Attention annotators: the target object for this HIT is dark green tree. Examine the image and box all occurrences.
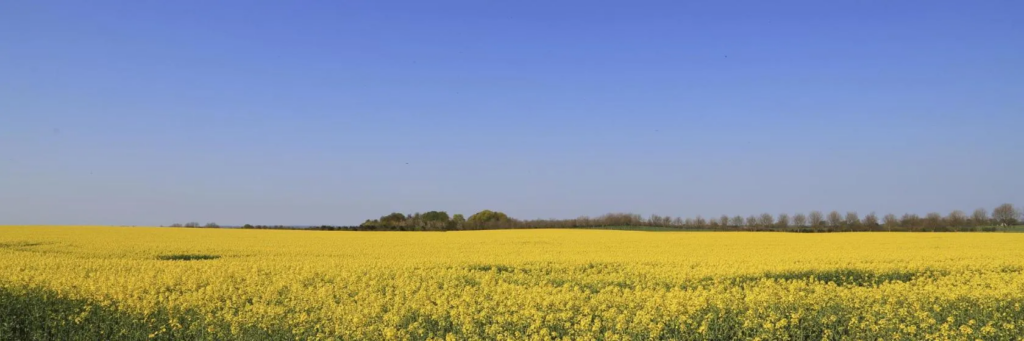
[452,214,466,230]
[467,210,511,228]
[421,211,451,230]
[380,213,407,225]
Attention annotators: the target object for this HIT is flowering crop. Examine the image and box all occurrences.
[1,226,1023,340]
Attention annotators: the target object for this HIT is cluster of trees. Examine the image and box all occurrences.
[239,224,317,230]
[349,204,1021,232]
[637,203,1021,232]
[168,222,219,228]
[357,210,511,231]
[167,203,1022,233]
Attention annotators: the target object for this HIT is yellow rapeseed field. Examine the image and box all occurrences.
[1,226,1023,340]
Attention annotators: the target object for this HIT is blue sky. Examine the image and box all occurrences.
[2,1,1021,226]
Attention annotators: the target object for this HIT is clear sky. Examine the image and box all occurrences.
[2,1,1021,226]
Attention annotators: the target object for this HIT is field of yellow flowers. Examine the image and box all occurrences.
[1,226,1023,340]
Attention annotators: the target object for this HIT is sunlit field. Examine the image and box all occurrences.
[2,226,1023,340]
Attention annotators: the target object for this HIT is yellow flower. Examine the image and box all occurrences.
[1,226,1023,339]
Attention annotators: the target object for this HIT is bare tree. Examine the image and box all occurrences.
[649,214,673,227]
[947,210,967,231]
[862,212,879,230]
[758,213,774,228]
[683,217,696,228]
[993,203,1021,226]
[777,213,790,230]
[900,213,921,230]
[730,215,744,228]
[808,211,824,231]
[746,215,759,229]
[971,208,989,227]
[844,212,860,231]
[924,212,943,231]
[827,211,843,230]
[793,213,807,229]
[339,204,1017,232]
[883,213,898,231]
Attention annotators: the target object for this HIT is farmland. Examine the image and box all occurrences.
[2,226,1024,340]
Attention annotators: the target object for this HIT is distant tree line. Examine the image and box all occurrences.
[356,210,511,231]
[168,222,219,228]
[169,203,1022,232]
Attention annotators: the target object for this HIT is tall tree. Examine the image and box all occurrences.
[418,211,450,230]
[452,214,466,229]
[883,213,898,231]
[993,203,1021,226]
[844,212,860,231]
[827,211,843,230]
[694,216,707,229]
[947,210,967,231]
[672,217,684,227]
[793,213,808,229]
[862,212,879,230]
[900,214,921,231]
[649,214,671,227]
[681,217,695,228]
[719,215,730,228]
[971,208,989,227]
[468,210,510,223]
[776,213,790,230]
[924,212,943,231]
[380,212,408,227]
[758,213,774,229]
[745,215,759,229]
[730,215,745,228]
[808,211,824,231]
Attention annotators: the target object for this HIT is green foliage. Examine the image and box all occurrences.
[239,205,1024,233]
[380,213,407,224]
[467,210,510,224]
[451,214,466,230]
[420,211,450,223]
[359,211,456,231]
[359,219,380,230]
